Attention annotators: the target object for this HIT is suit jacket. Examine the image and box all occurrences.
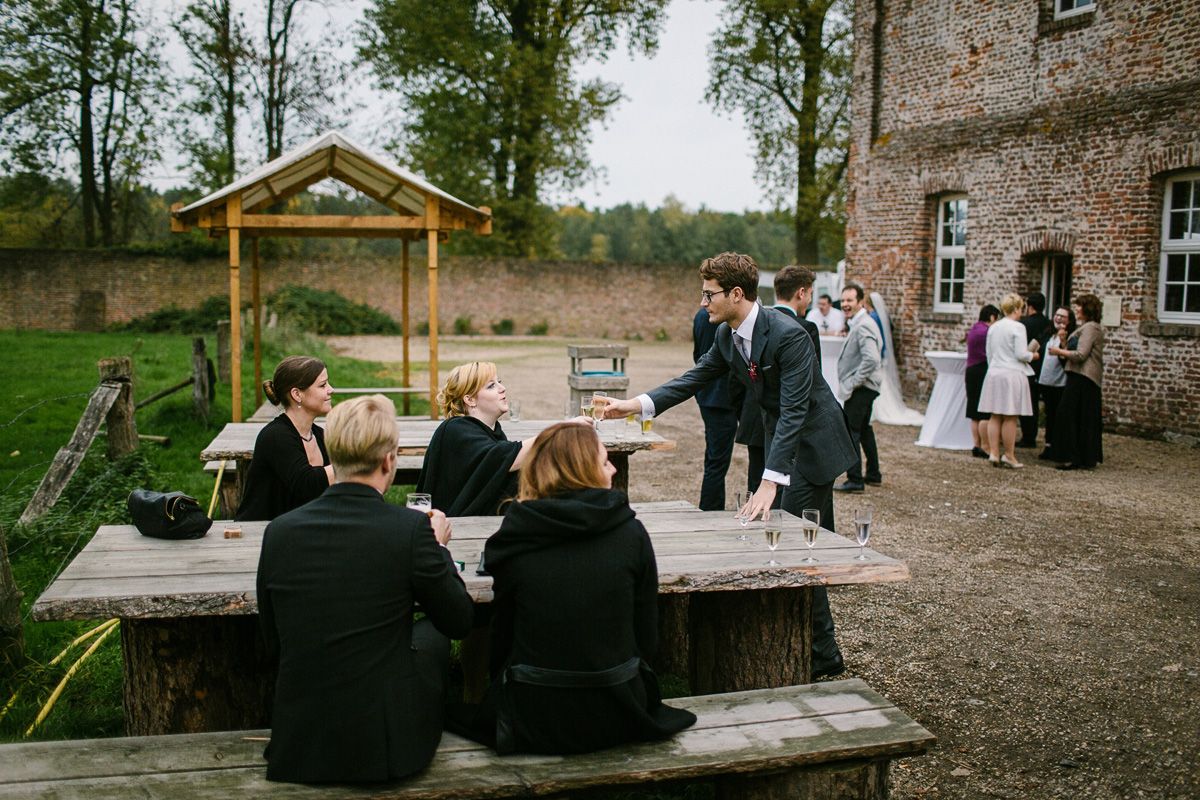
[692,308,734,410]
[837,311,883,400]
[650,305,855,485]
[735,306,821,448]
[257,482,474,783]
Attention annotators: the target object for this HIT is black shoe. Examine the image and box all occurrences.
[865,476,882,485]
[1056,463,1080,471]
[833,481,865,493]
[1038,449,1055,460]
[1017,440,1038,449]
[972,447,989,459]
[812,656,846,681]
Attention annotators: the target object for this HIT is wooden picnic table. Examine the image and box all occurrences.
[33,503,909,736]
[200,419,675,512]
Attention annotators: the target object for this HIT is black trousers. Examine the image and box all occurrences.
[1020,376,1041,444]
[781,477,841,671]
[1040,384,1064,447]
[842,387,881,483]
[698,405,738,511]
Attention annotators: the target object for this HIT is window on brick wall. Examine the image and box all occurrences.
[1159,172,1200,324]
[934,195,967,313]
[1055,0,1094,20]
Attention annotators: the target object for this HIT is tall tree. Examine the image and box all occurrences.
[250,0,346,162]
[706,0,851,265]
[359,0,668,256]
[0,0,165,247]
[174,0,247,189]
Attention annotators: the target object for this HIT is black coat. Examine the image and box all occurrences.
[480,488,696,754]
[416,416,521,516]
[256,482,474,783]
[236,413,330,521]
[653,305,854,484]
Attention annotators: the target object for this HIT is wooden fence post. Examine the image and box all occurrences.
[0,524,23,681]
[98,357,138,460]
[192,338,210,421]
[216,320,231,384]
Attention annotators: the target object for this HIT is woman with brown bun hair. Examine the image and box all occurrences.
[417,361,589,516]
[1048,293,1105,470]
[236,356,335,521]
[448,423,695,755]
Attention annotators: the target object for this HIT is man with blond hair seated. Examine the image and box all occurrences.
[256,394,474,784]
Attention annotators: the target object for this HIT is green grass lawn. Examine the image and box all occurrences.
[0,328,424,742]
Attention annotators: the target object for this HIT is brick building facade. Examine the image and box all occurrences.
[845,0,1200,438]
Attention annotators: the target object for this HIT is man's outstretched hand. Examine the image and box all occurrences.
[739,480,778,521]
[600,396,641,420]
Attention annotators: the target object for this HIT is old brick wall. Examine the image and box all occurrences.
[846,0,1200,437]
[0,249,709,342]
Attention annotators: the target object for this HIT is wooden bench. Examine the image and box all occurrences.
[0,681,933,800]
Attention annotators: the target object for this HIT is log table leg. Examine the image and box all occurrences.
[716,758,891,800]
[687,587,813,694]
[609,453,630,494]
[122,617,274,735]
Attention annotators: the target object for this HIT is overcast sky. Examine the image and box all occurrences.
[147,0,764,212]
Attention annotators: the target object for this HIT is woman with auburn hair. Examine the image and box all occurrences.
[1048,293,1105,470]
[448,423,696,755]
[977,294,1041,468]
[237,356,335,521]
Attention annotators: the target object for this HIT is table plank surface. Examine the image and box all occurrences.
[33,506,908,621]
[200,420,675,461]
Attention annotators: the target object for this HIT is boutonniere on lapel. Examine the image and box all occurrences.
[748,360,760,383]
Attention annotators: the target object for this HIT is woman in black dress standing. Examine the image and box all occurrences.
[450,423,696,755]
[236,356,335,520]
[1049,293,1105,470]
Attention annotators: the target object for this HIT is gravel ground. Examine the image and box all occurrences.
[331,335,1200,799]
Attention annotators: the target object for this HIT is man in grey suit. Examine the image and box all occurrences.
[834,283,884,493]
[601,252,854,678]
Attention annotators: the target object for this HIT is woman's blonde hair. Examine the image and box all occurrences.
[325,395,398,477]
[999,293,1025,316]
[437,361,497,417]
[517,423,608,501]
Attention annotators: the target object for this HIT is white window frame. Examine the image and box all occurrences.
[1159,171,1200,324]
[933,194,967,314]
[1054,0,1095,21]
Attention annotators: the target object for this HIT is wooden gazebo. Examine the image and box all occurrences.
[170,132,492,421]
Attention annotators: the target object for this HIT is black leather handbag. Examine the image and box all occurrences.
[127,489,213,540]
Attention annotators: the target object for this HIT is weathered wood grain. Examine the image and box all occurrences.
[199,421,675,461]
[0,681,933,799]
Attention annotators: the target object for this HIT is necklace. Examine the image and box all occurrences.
[298,430,314,443]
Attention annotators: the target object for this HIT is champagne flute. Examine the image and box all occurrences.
[764,510,783,566]
[801,507,820,563]
[854,504,874,561]
[580,395,594,419]
[591,391,608,431]
[507,399,521,422]
[406,492,433,518]
[733,492,749,540]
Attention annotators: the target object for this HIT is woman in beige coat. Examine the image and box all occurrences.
[1048,293,1105,470]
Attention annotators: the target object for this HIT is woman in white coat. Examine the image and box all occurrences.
[978,294,1041,468]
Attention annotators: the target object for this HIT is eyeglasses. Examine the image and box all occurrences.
[701,288,732,304]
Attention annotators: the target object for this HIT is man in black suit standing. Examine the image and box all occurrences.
[602,253,855,678]
[693,307,737,511]
[1019,292,1051,448]
[256,394,474,784]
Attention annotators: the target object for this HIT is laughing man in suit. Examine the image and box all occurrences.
[601,252,854,679]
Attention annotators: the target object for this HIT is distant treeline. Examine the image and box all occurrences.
[0,175,834,269]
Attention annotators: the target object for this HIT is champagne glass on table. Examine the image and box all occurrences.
[507,399,521,422]
[639,414,654,437]
[854,504,874,560]
[800,507,820,563]
[763,510,783,566]
[733,492,749,540]
[406,493,432,518]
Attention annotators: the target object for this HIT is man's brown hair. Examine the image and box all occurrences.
[699,252,758,301]
[774,265,815,302]
[517,423,609,501]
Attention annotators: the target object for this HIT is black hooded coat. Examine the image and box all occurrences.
[466,487,696,754]
[416,416,521,516]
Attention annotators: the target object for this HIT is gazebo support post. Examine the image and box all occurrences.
[402,238,411,416]
[228,195,243,422]
[425,197,440,420]
[252,238,262,409]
